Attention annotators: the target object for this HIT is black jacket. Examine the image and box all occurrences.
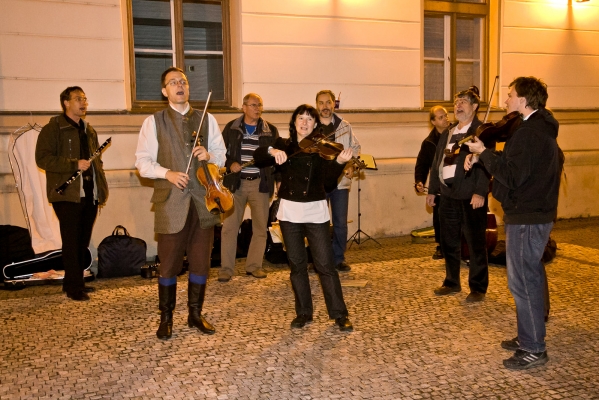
[479,108,560,224]
[221,115,279,196]
[414,127,442,185]
[428,117,491,200]
[253,137,345,203]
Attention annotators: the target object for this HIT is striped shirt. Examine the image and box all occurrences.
[240,123,260,178]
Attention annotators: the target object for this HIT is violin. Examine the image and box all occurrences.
[185,91,234,215]
[299,127,344,160]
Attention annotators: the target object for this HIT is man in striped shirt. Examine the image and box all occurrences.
[219,93,280,281]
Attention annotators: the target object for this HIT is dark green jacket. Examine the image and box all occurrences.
[35,115,108,205]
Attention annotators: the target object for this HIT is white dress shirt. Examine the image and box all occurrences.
[135,103,226,179]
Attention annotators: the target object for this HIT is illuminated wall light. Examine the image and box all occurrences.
[575,0,590,2]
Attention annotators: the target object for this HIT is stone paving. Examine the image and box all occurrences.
[1,218,599,399]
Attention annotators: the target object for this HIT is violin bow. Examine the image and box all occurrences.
[185,90,212,177]
[482,75,499,124]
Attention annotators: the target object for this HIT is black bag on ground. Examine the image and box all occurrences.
[98,226,146,278]
[0,225,36,282]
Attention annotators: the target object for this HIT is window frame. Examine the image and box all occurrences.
[423,0,489,107]
[126,0,232,111]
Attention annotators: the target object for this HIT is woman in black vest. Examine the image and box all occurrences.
[253,104,354,331]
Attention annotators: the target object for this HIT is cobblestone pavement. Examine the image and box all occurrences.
[2,218,599,399]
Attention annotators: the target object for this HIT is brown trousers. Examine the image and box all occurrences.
[157,204,214,279]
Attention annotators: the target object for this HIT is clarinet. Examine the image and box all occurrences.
[55,137,112,195]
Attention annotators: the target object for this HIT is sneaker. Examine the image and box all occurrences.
[503,349,549,370]
[501,336,520,351]
[336,262,351,272]
[432,246,444,260]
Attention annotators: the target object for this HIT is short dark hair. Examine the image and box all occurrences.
[429,105,446,122]
[509,76,548,110]
[161,67,186,88]
[315,90,335,103]
[454,85,480,111]
[289,104,321,143]
[59,86,84,113]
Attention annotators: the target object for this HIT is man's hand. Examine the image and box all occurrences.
[464,154,479,171]
[464,136,486,155]
[426,194,436,207]
[270,148,287,165]
[78,159,91,171]
[415,182,425,193]
[192,146,210,161]
[471,194,485,209]
[344,165,355,179]
[336,148,353,164]
[166,170,190,189]
[230,162,242,173]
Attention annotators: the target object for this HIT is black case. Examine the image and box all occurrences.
[98,226,146,278]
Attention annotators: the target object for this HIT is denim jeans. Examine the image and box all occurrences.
[506,222,553,353]
[279,220,349,319]
[326,188,349,265]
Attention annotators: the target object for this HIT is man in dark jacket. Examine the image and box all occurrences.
[427,86,490,303]
[415,105,449,259]
[219,93,279,282]
[36,86,109,301]
[465,76,560,370]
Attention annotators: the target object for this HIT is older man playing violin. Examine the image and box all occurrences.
[427,86,491,303]
[254,104,354,332]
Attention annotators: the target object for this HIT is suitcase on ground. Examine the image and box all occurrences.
[98,226,146,278]
[0,225,36,282]
[3,248,92,283]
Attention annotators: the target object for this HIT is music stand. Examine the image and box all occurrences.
[347,154,381,249]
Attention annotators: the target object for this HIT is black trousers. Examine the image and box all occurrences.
[432,195,441,244]
[52,198,98,294]
[279,220,349,319]
[439,195,489,293]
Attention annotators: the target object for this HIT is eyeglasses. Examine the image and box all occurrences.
[244,103,263,109]
[70,96,88,103]
[453,99,470,107]
[166,79,188,87]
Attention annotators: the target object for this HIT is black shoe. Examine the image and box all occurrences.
[434,285,461,296]
[290,314,313,328]
[157,284,176,340]
[65,291,90,301]
[336,262,351,272]
[156,314,173,340]
[465,291,485,302]
[188,282,215,335]
[83,286,96,293]
[335,316,353,332]
[501,336,520,351]
[432,246,444,260]
[503,349,549,370]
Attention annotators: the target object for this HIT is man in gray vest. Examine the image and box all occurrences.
[135,67,226,340]
[219,93,279,282]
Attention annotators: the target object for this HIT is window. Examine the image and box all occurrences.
[424,0,488,103]
[128,0,230,108]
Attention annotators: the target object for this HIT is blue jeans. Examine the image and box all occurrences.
[279,220,349,319]
[326,188,349,265]
[505,222,553,353]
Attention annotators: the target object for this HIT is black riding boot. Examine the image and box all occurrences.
[156,284,176,340]
[188,282,215,334]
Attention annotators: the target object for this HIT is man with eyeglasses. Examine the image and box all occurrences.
[135,67,226,340]
[218,93,280,282]
[426,86,490,303]
[36,86,109,301]
[315,90,361,272]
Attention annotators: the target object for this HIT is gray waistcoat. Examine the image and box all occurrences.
[150,107,220,234]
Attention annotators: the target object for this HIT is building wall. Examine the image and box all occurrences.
[1,0,599,260]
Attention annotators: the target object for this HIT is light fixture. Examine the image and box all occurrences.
[576,0,590,2]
